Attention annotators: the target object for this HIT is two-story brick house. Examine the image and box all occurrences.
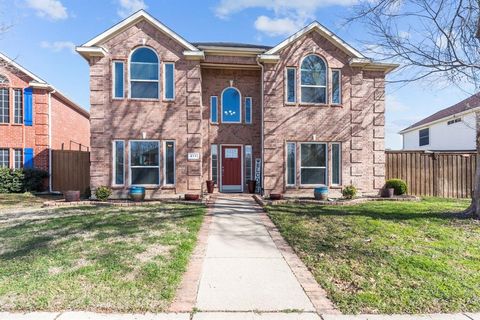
[76,10,397,198]
[0,52,90,191]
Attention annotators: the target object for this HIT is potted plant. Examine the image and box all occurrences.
[247,180,256,194]
[129,186,146,202]
[206,180,215,194]
[64,190,80,202]
[314,186,329,200]
[381,187,394,198]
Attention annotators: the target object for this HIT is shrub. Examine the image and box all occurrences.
[0,168,48,193]
[23,168,48,192]
[95,186,112,201]
[342,185,357,199]
[385,179,408,195]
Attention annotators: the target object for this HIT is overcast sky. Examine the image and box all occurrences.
[0,0,472,149]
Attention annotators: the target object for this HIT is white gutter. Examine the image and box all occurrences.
[256,57,265,195]
[48,89,55,192]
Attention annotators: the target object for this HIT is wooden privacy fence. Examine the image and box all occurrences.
[385,151,477,198]
[51,150,90,195]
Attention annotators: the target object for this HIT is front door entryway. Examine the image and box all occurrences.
[221,146,242,192]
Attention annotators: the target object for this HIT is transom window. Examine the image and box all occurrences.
[300,55,327,104]
[221,87,241,123]
[130,47,159,99]
[130,141,160,185]
[300,143,327,185]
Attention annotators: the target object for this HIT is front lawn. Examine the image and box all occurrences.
[0,203,204,312]
[0,192,62,211]
[267,198,479,314]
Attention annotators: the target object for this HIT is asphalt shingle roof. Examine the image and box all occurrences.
[192,42,272,50]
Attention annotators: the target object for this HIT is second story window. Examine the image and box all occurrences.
[300,54,327,104]
[0,88,9,123]
[419,128,430,146]
[113,61,124,99]
[130,47,159,99]
[14,89,23,124]
[221,87,241,123]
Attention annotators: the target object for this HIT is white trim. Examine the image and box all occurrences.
[0,52,47,84]
[257,54,280,63]
[162,62,175,101]
[183,50,205,60]
[299,142,328,186]
[419,127,430,147]
[264,21,365,59]
[331,142,341,186]
[331,69,342,105]
[210,96,218,124]
[128,140,161,187]
[285,67,297,104]
[112,61,124,100]
[286,142,296,187]
[128,46,160,100]
[245,97,252,124]
[220,144,244,193]
[112,140,125,186]
[82,10,199,52]
[163,140,176,186]
[300,54,328,104]
[221,86,242,124]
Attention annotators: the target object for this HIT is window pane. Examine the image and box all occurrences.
[164,63,174,99]
[301,144,326,167]
[211,96,218,123]
[332,70,341,104]
[14,149,23,169]
[301,87,326,104]
[245,98,252,124]
[0,149,9,167]
[131,81,159,99]
[114,62,124,99]
[287,68,296,103]
[14,89,23,124]
[222,88,241,123]
[131,141,159,166]
[301,55,326,86]
[131,168,159,185]
[332,144,341,185]
[287,143,296,185]
[211,145,218,184]
[131,62,159,80]
[0,88,9,123]
[131,48,158,63]
[301,168,326,185]
[419,128,429,146]
[165,141,175,185]
[245,145,252,181]
[114,141,124,185]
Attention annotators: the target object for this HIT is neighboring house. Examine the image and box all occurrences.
[0,52,90,190]
[400,94,479,151]
[76,10,397,198]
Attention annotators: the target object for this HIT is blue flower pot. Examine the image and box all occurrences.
[314,186,328,200]
[129,186,145,202]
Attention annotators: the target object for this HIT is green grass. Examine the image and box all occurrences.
[0,192,62,211]
[0,203,205,312]
[266,197,480,314]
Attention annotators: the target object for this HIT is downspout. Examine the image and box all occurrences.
[48,89,55,193]
[256,57,264,196]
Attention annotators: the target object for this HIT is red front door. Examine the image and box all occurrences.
[221,146,242,192]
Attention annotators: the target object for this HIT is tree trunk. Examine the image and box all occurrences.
[465,110,480,218]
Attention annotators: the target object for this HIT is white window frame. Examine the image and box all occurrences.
[331,142,341,186]
[245,97,252,124]
[210,96,218,124]
[221,86,242,124]
[286,142,296,187]
[285,67,297,104]
[112,61,124,100]
[331,69,341,105]
[419,128,430,146]
[299,142,328,186]
[112,140,125,186]
[129,140,160,187]
[0,87,10,124]
[300,54,328,105]
[163,140,176,186]
[162,62,175,101]
[245,145,253,181]
[13,148,23,169]
[128,46,160,101]
[0,148,10,168]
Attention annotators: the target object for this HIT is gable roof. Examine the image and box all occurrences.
[264,21,365,58]
[0,52,47,85]
[400,93,480,133]
[80,10,199,52]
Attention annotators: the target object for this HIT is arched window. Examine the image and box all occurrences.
[130,47,159,99]
[221,87,241,123]
[0,75,8,84]
[300,55,327,104]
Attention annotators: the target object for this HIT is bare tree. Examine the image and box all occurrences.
[349,0,480,217]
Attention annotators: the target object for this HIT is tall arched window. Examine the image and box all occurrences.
[130,47,159,99]
[300,54,327,104]
[221,87,241,123]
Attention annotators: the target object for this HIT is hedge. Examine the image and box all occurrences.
[0,167,48,193]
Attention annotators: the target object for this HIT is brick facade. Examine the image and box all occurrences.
[0,56,90,189]
[79,11,393,198]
